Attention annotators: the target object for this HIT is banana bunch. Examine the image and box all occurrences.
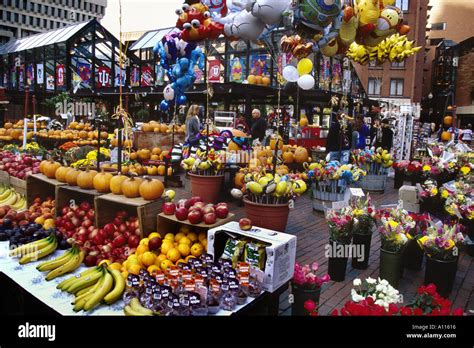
[0,185,27,210]
[242,171,307,198]
[57,265,125,312]
[181,157,195,170]
[124,298,153,316]
[36,246,84,281]
[9,235,58,265]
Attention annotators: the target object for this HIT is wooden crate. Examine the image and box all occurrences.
[133,131,185,150]
[26,174,66,207]
[55,185,103,217]
[10,176,27,196]
[155,212,235,238]
[95,194,163,237]
[0,170,9,185]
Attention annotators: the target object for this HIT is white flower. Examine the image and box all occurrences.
[351,289,365,303]
[378,293,385,299]
[374,299,385,307]
[353,278,362,287]
[379,279,389,287]
[376,284,386,293]
[366,277,376,285]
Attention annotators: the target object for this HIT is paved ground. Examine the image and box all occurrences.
[173,175,474,316]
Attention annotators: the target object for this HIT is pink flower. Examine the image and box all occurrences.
[311,262,319,272]
[304,299,317,313]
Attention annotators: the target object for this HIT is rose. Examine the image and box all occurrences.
[304,299,317,313]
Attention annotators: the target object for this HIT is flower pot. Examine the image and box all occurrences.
[379,249,403,289]
[188,173,224,204]
[394,170,404,189]
[327,241,348,282]
[291,285,321,316]
[403,238,424,271]
[424,256,458,298]
[351,233,372,270]
[243,196,289,232]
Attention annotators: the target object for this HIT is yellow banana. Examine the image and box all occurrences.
[57,266,101,290]
[0,190,15,205]
[66,268,103,294]
[83,270,114,311]
[0,188,13,201]
[45,249,84,281]
[73,272,106,311]
[2,191,18,207]
[10,235,54,257]
[75,283,97,297]
[124,305,152,316]
[19,238,57,265]
[37,249,75,271]
[129,298,153,315]
[11,196,27,210]
[103,269,125,304]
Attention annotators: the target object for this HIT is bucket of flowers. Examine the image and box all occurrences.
[417,223,464,297]
[349,196,376,270]
[291,262,330,316]
[418,179,442,216]
[326,207,353,282]
[352,148,393,193]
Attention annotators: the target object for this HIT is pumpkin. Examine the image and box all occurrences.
[55,166,70,182]
[121,166,129,174]
[441,131,452,142]
[100,131,108,139]
[123,139,132,148]
[4,122,12,129]
[276,165,289,175]
[139,177,164,200]
[228,140,240,152]
[77,169,98,190]
[443,116,453,126]
[234,172,245,188]
[160,151,169,160]
[111,138,118,147]
[294,147,309,164]
[147,166,158,175]
[150,155,159,161]
[109,174,127,194]
[157,165,166,176]
[138,149,151,161]
[283,151,294,164]
[142,123,154,132]
[93,171,113,193]
[66,168,81,186]
[121,176,143,198]
[130,152,138,160]
[262,76,270,86]
[42,160,61,179]
[152,147,162,156]
[299,117,308,127]
[160,124,168,133]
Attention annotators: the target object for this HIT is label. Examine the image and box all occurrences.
[203,253,214,264]
[220,259,232,268]
[221,282,230,291]
[194,274,204,287]
[211,263,221,273]
[167,300,173,309]
[228,279,239,291]
[225,268,237,279]
[184,280,195,292]
[172,295,181,308]
[238,262,250,274]
[161,286,171,299]
[155,272,165,283]
[180,263,191,271]
[182,270,193,281]
[153,291,162,301]
[188,292,201,306]
[214,274,223,284]
[192,259,203,268]
[238,273,250,286]
[168,266,179,277]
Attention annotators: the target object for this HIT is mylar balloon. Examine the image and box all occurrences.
[160,100,170,112]
[163,84,175,101]
[282,65,299,82]
[231,188,243,199]
[297,74,315,90]
[297,58,313,76]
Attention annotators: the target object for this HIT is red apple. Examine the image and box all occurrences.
[177,199,188,208]
[86,210,95,220]
[215,205,229,219]
[162,202,176,215]
[80,202,91,211]
[112,235,126,247]
[239,218,252,230]
[203,212,217,225]
[175,207,189,221]
[127,235,140,248]
[103,223,116,236]
[84,254,97,267]
[92,234,104,246]
[148,237,162,251]
[202,205,215,215]
[216,202,228,209]
[188,196,203,207]
[188,210,203,224]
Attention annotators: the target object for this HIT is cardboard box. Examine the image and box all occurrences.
[207,221,297,293]
[399,185,418,204]
[401,201,420,214]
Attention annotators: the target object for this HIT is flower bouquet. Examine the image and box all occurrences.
[418,179,444,216]
[351,147,394,175]
[349,196,376,269]
[291,262,330,316]
[350,277,402,311]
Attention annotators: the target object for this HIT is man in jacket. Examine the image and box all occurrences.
[250,108,267,143]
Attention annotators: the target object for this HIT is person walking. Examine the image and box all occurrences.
[326,113,353,164]
[185,104,201,146]
[250,108,267,144]
[381,119,394,152]
[354,115,370,149]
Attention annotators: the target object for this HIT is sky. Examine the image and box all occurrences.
[101,0,182,37]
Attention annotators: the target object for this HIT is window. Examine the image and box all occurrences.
[14,12,18,21]
[396,0,409,12]
[37,3,41,12]
[430,38,444,46]
[391,61,405,69]
[369,60,382,69]
[14,0,19,8]
[50,20,54,29]
[29,15,33,25]
[431,22,446,31]
[58,8,62,17]
[368,78,381,96]
[390,79,404,96]
[7,0,12,7]
[6,11,10,21]
[43,18,46,27]
[44,5,48,14]
[52,7,56,16]
[22,0,27,10]
[28,1,33,11]
[36,17,40,26]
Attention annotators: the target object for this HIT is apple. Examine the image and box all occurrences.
[188,205,202,214]
[203,212,217,225]
[86,210,95,220]
[239,218,252,231]
[127,235,140,248]
[84,254,97,267]
[202,205,215,215]
[177,199,188,208]
[215,202,228,209]
[162,202,176,215]
[80,202,91,211]
[92,234,104,246]
[193,202,205,210]
[188,210,203,224]
[148,237,162,251]
[103,223,116,236]
[188,196,203,207]
[112,235,126,247]
[175,207,189,221]
[215,205,229,219]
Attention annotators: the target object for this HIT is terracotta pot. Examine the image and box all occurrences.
[188,173,224,204]
[243,196,290,232]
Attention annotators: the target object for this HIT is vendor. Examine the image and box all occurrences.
[250,108,267,143]
[185,104,201,146]
[326,113,352,164]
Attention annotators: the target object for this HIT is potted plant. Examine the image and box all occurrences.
[377,215,410,289]
[352,148,393,193]
[291,262,330,316]
[326,208,353,282]
[349,196,376,270]
[181,148,224,204]
[417,223,464,297]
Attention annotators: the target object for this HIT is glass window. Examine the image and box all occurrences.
[58,9,62,17]
[14,0,18,8]
[390,79,404,96]
[431,22,446,31]
[36,17,40,26]
[7,0,11,6]
[37,3,42,12]
[14,12,18,21]
[22,0,27,10]
[369,60,382,69]
[368,78,381,96]
[391,61,405,69]
[6,11,11,21]
[28,0,33,11]
[43,18,47,27]
[395,0,409,12]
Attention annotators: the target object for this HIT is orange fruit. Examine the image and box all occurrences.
[136,244,149,255]
[198,232,207,242]
[187,232,198,243]
[109,262,122,271]
[164,233,175,242]
[156,254,168,265]
[139,238,149,246]
[166,248,181,263]
[129,264,142,275]
[177,244,190,257]
[160,259,174,271]
[190,243,204,257]
[174,232,186,243]
[179,237,192,247]
[147,265,161,275]
[141,251,156,267]
[160,241,173,255]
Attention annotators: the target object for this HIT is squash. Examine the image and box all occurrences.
[234,172,245,188]
[160,124,168,133]
[100,131,108,139]
[139,177,164,201]
[109,174,127,194]
[152,147,162,156]
[228,140,240,152]
[157,165,166,176]
[77,169,98,190]
[138,149,151,161]
[121,176,143,198]
[93,171,113,193]
[150,155,159,161]
[142,123,154,132]
[269,136,283,150]
[55,166,70,182]
[441,131,452,142]
[66,168,81,186]
[42,160,61,179]
[443,116,453,126]
[283,151,294,164]
[130,152,138,160]
[294,147,309,164]
[276,165,289,175]
[147,166,158,176]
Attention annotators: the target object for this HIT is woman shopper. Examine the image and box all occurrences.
[185,104,201,146]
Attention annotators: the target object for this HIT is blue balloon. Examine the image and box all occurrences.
[160,100,170,112]
[177,95,187,105]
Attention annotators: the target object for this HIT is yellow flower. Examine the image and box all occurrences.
[388,220,399,229]
[460,166,471,175]
[430,188,438,196]
[422,165,431,172]
[441,190,449,199]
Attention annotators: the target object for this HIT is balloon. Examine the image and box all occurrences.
[297,58,313,76]
[160,100,170,112]
[247,0,292,25]
[177,95,187,105]
[231,188,243,199]
[282,65,299,82]
[176,2,224,42]
[223,10,265,41]
[163,84,175,101]
[297,74,315,90]
[284,82,297,94]
[201,0,228,18]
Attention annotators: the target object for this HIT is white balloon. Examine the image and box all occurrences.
[163,84,175,101]
[297,74,315,90]
[231,188,243,199]
[249,0,292,25]
[283,65,299,82]
[224,10,265,41]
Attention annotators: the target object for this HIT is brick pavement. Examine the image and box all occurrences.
[172,175,474,316]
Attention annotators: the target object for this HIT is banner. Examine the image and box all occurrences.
[319,56,331,91]
[249,54,269,76]
[229,57,244,83]
[77,62,91,85]
[97,66,111,88]
[194,65,204,83]
[56,64,65,87]
[141,65,153,87]
[155,64,165,86]
[331,59,342,93]
[46,74,55,90]
[130,67,140,87]
[36,63,44,84]
[26,64,34,86]
[207,59,221,83]
[114,68,126,87]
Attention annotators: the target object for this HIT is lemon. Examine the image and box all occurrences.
[109,262,122,271]
[198,232,207,242]
[139,238,149,246]
[129,264,141,275]
[187,232,198,243]
[164,233,175,242]
[136,244,149,255]
[141,251,156,267]
[177,243,190,257]
[148,232,160,239]
[179,237,192,247]
[155,254,168,265]
[174,232,186,243]
[201,239,208,250]
[160,259,174,271]
[160,242,173,255]
[190,243,204,257]
[167,248,181,263]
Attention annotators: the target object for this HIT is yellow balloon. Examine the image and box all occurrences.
[297,58,313,76]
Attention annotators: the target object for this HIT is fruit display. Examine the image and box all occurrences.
[9,234,58,264]
[0,151,42,178]
[0,127,34,141]
[163,196,230,225]
[124,298,153,316]
[140,121,185,134]
[36,245,84,281]
[0,185,28,211]
[56,204,140,266]
[0,221,57,248]
[57,264,125,312]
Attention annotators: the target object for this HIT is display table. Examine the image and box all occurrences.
[0,243,262,316]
